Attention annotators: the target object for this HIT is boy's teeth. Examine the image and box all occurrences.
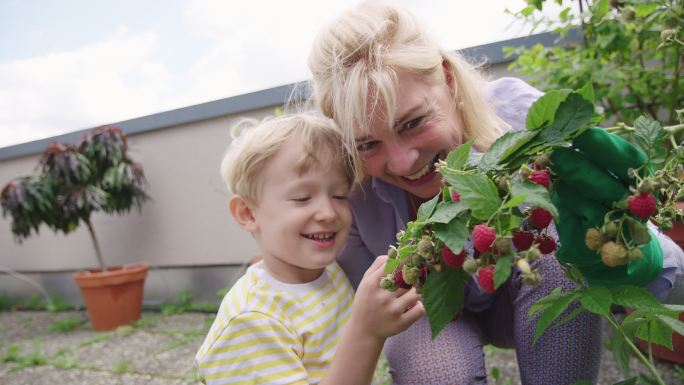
[307,233,333,240]
[405,163,431,180]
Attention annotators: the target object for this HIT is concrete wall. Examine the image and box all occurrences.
[0,32,567,305]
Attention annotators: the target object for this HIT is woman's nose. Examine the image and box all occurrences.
[385,141,419,175]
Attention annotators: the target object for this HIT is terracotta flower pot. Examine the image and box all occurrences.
[74,263,149,331]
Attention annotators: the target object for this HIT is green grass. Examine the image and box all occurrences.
[114,359,131,374]
[49,316,84,332]
[79,334,111,347]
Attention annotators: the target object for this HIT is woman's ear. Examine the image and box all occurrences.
[229,195,258,233]
[442,59,456,95]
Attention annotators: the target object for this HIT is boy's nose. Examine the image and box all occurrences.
[314,197,337,222]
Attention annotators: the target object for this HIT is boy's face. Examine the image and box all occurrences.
[250,139,352,283]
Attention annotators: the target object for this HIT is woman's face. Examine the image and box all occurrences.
[355,69,465,199]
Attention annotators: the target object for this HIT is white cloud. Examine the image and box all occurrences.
[0,28,172,147]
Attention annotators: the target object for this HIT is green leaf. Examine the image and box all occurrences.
[416,194,440,219]
[441,171,501,220]
[634,317,673,349]
[613,378,638,385]
[509,179,558,217]
[632,116,666,161]
[533,291,578,345]
[502,195,528,210]
[526,89,571,131]
[384,258,400,275]
[446,139,474,170]
[611,286,668,312]
[576,82,595,104]
[538,93,595,145]
[553,306,585,328]
[625,217,651,245]
[478,130,539,172]
[423,267,466,339]
[657,313,684,337]
[592,0,609,19]
[530,287,564,317]
[430,201,468,224]
[634,3,658,18]
[637,374,660,385]
[435,215,469,254]
[578,287,612,316]
[494,254,512,289]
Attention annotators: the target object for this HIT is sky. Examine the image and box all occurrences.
[0,0,563,149]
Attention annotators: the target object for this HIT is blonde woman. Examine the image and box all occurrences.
[307,2,680,384]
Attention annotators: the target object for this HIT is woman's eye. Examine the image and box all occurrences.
[292,196,311,202]
[404,116,424,131]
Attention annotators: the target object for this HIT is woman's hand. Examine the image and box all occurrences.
[550,128,663,287]
[347,255,425,343]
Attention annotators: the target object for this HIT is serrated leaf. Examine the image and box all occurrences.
[441,171,501,220]
[383,258,400,275]
[509,179,558,217]
[657,313,684,337]
[435,216,469,254]
[530,287,564,317]
[533,291,578,345]
[538,93,595,145]
[553,306,585,328]
[632,116,665,161]
[526,89,572,131]
[578,287,612,316]
[494,254,512,289]
[423,267,466,339]
[502,195,528,210]
[634,317,673,349]
[446,139,474,170]
[478,130,539,172]
[611,286,669,312]
[416,194,440,219]
[430,201,468,224]
[576,82,595,104]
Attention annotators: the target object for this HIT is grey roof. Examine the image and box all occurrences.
[0,31,579,161]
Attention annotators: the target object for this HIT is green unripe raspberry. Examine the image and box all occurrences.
[516,258,532,275]
[522,272,541,286]
[602,222,618,239]
[526,246,541,262]
[494,237,513,255]
[402,265,419,285]
[410,253,424,266]
[631,226,651,245]
[661,28,676,43]
[387,247,398,260]
[380,275,398,291]
[534,153,551,168]
[627,247,643,262]
[638,179,655,194]
[463,259,479,275]
[417,237,433,256]
[585,228,605,251]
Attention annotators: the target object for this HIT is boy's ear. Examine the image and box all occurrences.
[229,195,258,232]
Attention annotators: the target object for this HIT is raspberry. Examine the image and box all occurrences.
[418,265,428,284]
[528,169,551,189]
[516,258,532,275]
[512,230,535,251]
[472,224,496,253]
[584,228,606,251]
[417,237,433,256]
[394,270,412,289]
[535,235,557,255]
[451,190,461,202]
[463,259,479,275]
[493,237,513,255]
[600,241,628,267]
[529,207,553,230]
[627,192,656,220]
[402,265,419,285]
[476,266,495,293]
[441,246,466,268]
[380,275,398,291]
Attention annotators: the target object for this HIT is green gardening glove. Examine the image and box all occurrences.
[549,127,663,287]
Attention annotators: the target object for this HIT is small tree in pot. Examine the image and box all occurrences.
[1,126,150,330]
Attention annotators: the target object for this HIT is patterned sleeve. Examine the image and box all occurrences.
[196,311,308,385]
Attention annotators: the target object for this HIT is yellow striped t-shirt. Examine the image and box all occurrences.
[195,261,354,385]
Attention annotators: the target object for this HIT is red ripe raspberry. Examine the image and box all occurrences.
[535,235,557,255]
[476,266,495,293]
[441,246,466,268]
[529,207,553,230]
[451,190,461,202]
[418,265,428,284]
[472,224,496,253]
[512,230,535,251]
[627,192,656,220]
[394,270,412,289]
[528,169,551,189]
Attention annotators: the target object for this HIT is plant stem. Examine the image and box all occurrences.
[84,218,106,272]
[605,315,666,385]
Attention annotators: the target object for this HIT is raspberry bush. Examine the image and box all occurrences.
[379,85,684,384]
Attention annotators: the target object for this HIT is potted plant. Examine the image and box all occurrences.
[1,125,149,331]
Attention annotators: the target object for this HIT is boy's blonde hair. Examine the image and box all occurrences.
[307,1,508,181]
[220,113,355,204]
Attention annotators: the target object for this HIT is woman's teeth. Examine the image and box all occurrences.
[405,163,432,181]
[305,233,334,240]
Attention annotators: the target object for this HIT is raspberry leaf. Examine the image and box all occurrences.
[429,201,468,224]
[441,171,501,220]
[494,254,512,289]
[633,316,674,350]
[538,93,595,146]
[610,286,670,313]
[478,130,539,172]
[434,216,469,255]
[422,267,466,339]
[446,138,474,170]
[416,194,439,220]
[526,89,571,131]
[578,286,612,316]
[533,291,578,345]
[509,179,558,217]
[632,116,668,166]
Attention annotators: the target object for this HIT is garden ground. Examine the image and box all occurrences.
[0,310,681,385]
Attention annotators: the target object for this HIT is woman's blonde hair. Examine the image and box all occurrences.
[220,113,355,204]
[307,1,507,181]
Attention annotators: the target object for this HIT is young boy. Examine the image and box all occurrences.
[195,113,424,385]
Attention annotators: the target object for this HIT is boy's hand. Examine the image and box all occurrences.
[347,255,425,342]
